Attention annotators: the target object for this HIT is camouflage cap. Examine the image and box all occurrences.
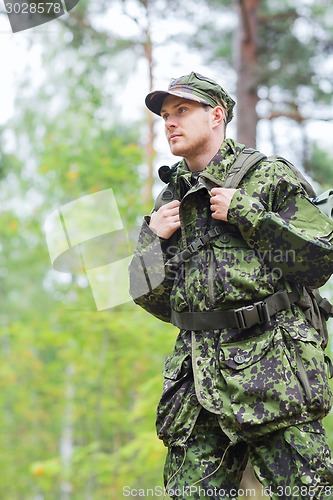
[145,72,236,123]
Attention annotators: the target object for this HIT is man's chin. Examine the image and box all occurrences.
[169,144,186,157]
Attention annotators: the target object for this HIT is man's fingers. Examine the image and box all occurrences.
[210,187,222,196]
[167,207,180,216]
[150,200,180,239]
[158,202,180,217]
[164,199,181,208]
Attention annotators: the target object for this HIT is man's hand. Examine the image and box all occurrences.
[210,187,236,221]
[149,200,181,239]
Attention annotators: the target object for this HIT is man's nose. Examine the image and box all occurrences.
[165,116,177,128]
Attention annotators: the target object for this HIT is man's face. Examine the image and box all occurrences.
[160,95,215,160]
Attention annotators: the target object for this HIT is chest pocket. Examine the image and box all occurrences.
[210,226,276,303]
[219,330,272,371]
[213,231,249,250]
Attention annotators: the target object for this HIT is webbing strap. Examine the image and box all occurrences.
[164,150,266,271]
[171,289,299,332]
[313,189,333,219]
[317,294,333,318]
[165,226,224,272]
[223,149,266,189]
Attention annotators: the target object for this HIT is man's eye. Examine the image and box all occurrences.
[178,107,187,114]
[162,114,169,121]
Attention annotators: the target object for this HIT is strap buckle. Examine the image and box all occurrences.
[325,355,333,380]
[234,301,270,331]
[318,297,333,318]
[187,237,205,254]
[186,227,223,254]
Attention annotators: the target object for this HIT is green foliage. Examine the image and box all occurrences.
[0,304,176,498]
[0,6,156,496]
[1,0,333,497]
[310,144,333,189]
[39,122,143,223]
[0,128,21,181]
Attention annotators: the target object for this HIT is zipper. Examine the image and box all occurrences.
[178,177,192,310]
[179,175,207,312]
[294,345,312,403]
[207,250,215,305]
[179,174,216,311]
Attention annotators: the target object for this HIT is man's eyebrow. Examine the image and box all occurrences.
[160,99,191,115]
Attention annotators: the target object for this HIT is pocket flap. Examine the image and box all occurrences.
[220,334,272,370]
[213,232,248,249]
[162,354,191,380]
[286,324,320,344]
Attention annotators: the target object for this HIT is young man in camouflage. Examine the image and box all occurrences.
[129,72,333,499]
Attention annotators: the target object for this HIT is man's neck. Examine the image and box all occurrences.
[185,136,225,172]
[185,147,221,172]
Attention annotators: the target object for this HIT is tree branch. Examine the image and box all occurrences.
[258,10,298,24]
[263,112,333,122]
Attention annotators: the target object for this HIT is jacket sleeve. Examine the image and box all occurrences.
[227,160,333,289]
[128,216,173,322]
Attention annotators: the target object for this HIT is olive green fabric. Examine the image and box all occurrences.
[128,137,333,452]
[145,72,236,122]
[130,138,333,321]
[164,410,333,499]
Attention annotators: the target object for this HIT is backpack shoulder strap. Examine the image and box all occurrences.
[154,184,177,211]
[154,162,180,211]
[223,149,333,352]
[223,148,267,189]
[312,189,333,219]
[224,149,318,200]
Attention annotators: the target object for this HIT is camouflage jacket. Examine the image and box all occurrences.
[129,138,333,446]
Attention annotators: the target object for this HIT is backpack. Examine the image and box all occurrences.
[156,147,333,353]
[224,148,333,352]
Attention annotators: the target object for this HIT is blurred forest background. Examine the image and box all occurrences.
[0,0,333,498]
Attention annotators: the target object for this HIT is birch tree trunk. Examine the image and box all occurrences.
[143,1,156,207]
[59,364,75,499]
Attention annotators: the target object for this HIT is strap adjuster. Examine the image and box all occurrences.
[207,226,223,238]
[233,301,270,331]
[318,297,333,318]
[187,238,205,253]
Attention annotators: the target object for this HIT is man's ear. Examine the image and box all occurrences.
[211,106,226,128]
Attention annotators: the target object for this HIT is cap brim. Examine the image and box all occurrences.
[145,90,211,115]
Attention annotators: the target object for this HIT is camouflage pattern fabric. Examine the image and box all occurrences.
[129,139,333,321]
[145,71,236,122]
[155,306,333,447]
[164,410,333,499]
[128,138,333,479]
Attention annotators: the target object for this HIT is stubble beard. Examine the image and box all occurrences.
[169,131,211,164]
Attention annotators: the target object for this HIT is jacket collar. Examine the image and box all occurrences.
[172,138,246,186]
